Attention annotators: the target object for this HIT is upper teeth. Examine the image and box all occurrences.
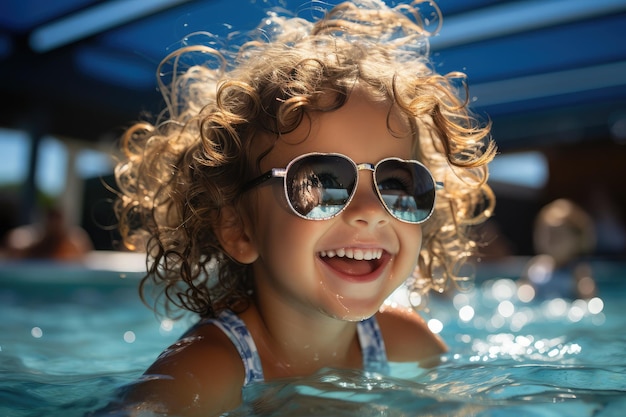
[319,248,383,261]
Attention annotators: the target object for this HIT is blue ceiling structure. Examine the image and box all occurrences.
[1,0,625,151]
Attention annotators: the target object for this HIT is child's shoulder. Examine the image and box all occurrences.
[123,322,245,415]
[375,305,447,363]
[169,322,248,391]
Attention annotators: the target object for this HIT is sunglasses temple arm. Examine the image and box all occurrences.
[241,168,287,192]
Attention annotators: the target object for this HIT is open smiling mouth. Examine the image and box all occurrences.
[318,248,389,277]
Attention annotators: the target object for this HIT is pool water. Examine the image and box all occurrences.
[1,256,625,416]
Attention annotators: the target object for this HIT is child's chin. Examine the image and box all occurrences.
[323,300,382,322]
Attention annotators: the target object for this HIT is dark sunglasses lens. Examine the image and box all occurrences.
[286,155,356,219]
[376,160,435,223]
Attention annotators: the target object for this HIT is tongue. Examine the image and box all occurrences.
[322,257,375,276]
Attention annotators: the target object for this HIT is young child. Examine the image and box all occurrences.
[111,0,495,415]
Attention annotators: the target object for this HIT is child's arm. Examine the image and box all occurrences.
[376,305,447,365]
[106,325,245,417]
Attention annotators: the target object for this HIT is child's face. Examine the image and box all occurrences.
[248,89,423,321]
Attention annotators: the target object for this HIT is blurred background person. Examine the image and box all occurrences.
[520,198,597,300]
[3,206,93,262]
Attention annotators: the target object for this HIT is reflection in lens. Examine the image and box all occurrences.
[288,155,355,219]
[376,160,435,223]
[288,163,322,216]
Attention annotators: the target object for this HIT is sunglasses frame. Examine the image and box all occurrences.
[242,152,443,224]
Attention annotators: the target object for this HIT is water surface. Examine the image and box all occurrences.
[1,258,625,416]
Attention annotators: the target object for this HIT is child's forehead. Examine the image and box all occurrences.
[255,90,416,169]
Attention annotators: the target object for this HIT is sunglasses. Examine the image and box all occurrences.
[242,152,442,224]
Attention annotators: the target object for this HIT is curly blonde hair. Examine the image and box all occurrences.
[115,0,496,318]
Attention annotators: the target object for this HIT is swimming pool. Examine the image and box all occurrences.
[1,254,625,416]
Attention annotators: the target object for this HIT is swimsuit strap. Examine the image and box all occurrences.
[202,310,265,386]
[356,315,390,374]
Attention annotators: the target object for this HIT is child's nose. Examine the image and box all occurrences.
[343,171,390,228]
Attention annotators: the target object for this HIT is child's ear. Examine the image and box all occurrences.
[215,205,259,264]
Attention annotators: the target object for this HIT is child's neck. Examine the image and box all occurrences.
[241,301,363,380]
